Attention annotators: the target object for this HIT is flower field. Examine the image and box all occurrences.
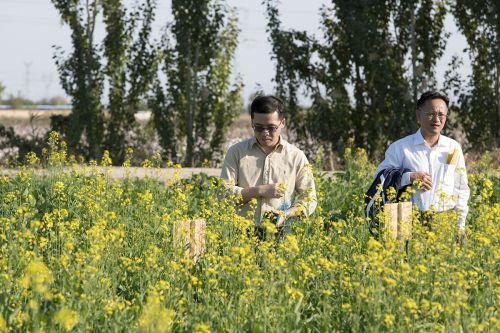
[0,135,499,332]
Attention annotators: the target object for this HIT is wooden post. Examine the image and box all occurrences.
[173,219,206,261]
[397,202,413,241]
[384,203,399,239]
[190,219,206,261]
[383,202,413,240]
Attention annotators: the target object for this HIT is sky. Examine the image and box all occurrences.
[0,0,471,104]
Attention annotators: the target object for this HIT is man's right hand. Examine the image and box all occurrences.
[240,183,286,203]
[259,183,285,199]
[410,171,432,191]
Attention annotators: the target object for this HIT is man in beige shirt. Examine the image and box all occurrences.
[221,95,317,229]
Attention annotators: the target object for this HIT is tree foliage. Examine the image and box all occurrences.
[0,81,5,102]
[450,0,499,150]
[151,0,242,167]
[52,0,159,163]
[264,0,448,158]
[52,0,104,159]
[102,0,160,164]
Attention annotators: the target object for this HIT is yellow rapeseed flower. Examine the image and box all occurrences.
[0,315,6,332]
[137,303,175,333]
[54,308,79,331]
[20,260,54,297]
[384,313,395,327]
[195,323,211,333]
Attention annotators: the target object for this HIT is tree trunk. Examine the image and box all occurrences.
[410,5,418,102]
[185,48,200,167]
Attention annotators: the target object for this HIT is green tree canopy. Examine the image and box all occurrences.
[151,0,242,167]
[264,0,448,158]
[52,0,160,162]
[451,0,499,150]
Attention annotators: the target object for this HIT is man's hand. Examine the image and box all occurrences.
[275,206,304,228]
[410,171,432,191]
[456,229,466,245]
[240,183,286,203]
[259,183,285,199]
[275,212,286,227]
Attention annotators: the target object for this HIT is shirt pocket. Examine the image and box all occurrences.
[442,163,456,191]
[239,156,263,186]
[271,163,288,183]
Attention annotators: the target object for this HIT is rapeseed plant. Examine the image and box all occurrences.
[53,308,79,331]
[0,135,497,331]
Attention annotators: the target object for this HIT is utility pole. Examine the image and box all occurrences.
[24,61,32,99]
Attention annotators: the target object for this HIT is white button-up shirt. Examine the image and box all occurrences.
[375,129,470,230]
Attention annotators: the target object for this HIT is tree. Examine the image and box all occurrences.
[392,0,448,101]
[451,0,499,150]
[264,0,317,139]
[52,0,104,159]
[264,0,447,158]
[0,81,5,102]
[151,0,242,166]
[52,0,160,162]
[102,0,160,164]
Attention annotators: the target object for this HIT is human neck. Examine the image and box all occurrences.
[422,131,440,147]
[256,137,279,154]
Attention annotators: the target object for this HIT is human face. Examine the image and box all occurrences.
[416,98,448,137]
[252,112,284,149]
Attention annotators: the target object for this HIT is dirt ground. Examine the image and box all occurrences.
[0,166,221,180]
[0,109,69,137]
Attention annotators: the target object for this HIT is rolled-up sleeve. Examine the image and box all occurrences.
[220,146,244,197]
[293,156,317,216]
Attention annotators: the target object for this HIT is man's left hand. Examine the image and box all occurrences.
[275,212,286,227]
[456,229,466,245]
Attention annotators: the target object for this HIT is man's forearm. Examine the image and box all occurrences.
[240,186,263,203]
[275,205,306,227]
[240,183,283,203]
[284,205,304,219]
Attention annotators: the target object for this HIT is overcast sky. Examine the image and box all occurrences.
[0,0,471,104]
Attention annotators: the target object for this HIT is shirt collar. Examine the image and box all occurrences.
[250,136,286,152]
[413,129,426,146]
[414,128,447,148]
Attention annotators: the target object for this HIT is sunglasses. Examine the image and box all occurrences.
[252,122,282,133]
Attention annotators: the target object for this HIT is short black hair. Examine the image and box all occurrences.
[416,91,449,109]
[250,95,285,119]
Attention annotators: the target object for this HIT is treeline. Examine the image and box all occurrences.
[265,0,499,158]
[1,0,498,166]
[49,0,242,166]
[0,82,68,108]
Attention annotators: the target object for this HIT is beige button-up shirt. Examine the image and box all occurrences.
[221,137,317,223]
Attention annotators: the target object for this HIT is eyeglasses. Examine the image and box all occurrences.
[252,122,281,133]
[423,113,447,121]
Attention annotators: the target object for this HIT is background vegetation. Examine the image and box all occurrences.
[0,0,498,166]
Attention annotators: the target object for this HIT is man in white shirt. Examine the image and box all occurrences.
[375,91,470,234]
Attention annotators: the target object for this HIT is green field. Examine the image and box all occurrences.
[0,136,498,332]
